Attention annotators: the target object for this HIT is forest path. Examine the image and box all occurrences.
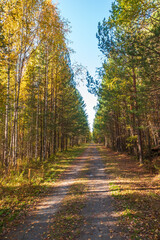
[3,148,89,240]
[79,145,124,240]
[3,145,124,240]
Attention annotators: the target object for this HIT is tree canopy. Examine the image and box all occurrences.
[0,0,90,168]
[93,0,160,163]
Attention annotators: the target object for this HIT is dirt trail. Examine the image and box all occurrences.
[3,145,124,240]
[3,149,90,240]
[79,145,124,240]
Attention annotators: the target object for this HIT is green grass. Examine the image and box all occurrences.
[0,145,87,236]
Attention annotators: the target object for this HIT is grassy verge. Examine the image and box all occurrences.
[48,166,88,240]
[0,145,87,236]
[99,146,160,240]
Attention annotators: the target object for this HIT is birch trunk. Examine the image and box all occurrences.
[35,82,40,160]
[43,46,48,161]
[4,61,10,169]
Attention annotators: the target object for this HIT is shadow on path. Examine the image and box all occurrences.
[2,149,90,240]
[79,145,125,240]
[3,145,125,240]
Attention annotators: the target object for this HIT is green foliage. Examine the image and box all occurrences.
[100,146,160,240]
[93,0,160,162]
[0,0,90,168]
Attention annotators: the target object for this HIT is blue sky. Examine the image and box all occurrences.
[55,0,113,130]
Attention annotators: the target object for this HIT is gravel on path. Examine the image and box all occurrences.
[79,145,125,240]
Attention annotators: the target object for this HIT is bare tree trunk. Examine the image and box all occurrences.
[61,133,64,152]
[53,74,57,154]
[130,101,137,156]
[13,61,23,166]
[4,61,10,169]
[12,71,17,166]
[50,65,54,155]
[104,135,108,148]
[35,82,40,160]
[65,136,68,151]
[53,128,57,154]
[147,127,152,160]
[12,24,25,166]
[57,130,60,151]
[132,66,143,164]
[43,46,48,161]
[40,102,43,161]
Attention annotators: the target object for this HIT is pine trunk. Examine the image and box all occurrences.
[132,66,143,164]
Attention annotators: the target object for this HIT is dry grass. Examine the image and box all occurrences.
[99,147,160,240]
[0,145,87,237]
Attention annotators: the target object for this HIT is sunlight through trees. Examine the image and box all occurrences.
[0,0,90,169]
[93,0,160,163]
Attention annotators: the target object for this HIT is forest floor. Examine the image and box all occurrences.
[99,146,160,240]
[1,144,160,240]
[0,145,86,239]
